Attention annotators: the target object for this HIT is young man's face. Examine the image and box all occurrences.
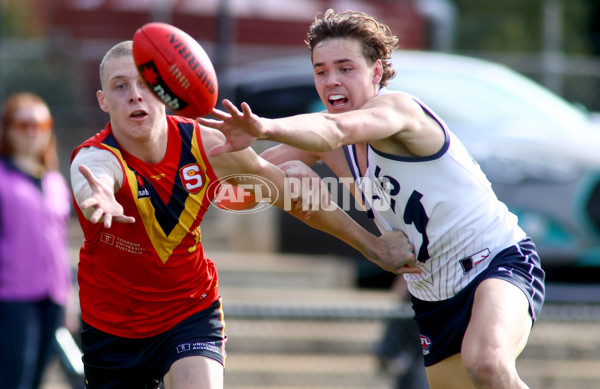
[312,37,382,113]
[96,55,166,141]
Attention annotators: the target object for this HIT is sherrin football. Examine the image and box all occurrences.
[132,22,218,118]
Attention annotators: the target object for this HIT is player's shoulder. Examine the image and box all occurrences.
[374,89,421,110]
[377,88,414,100]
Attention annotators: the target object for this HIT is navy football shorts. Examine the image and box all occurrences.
[81,298,226,389]
[411,238,545,367]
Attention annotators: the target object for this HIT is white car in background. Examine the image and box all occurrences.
[223,51,600,278]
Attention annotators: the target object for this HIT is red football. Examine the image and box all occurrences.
[132,22,218,118]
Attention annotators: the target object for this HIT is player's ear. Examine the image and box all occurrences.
[372,59,383,85]
[97,90,108,112]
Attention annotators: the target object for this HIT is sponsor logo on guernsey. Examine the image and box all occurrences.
[176,341,221,354]
[135,172,150,199]
[100,233,115,245]
[459,248,490,274]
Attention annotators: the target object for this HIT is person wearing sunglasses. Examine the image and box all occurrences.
[0,92,73,388]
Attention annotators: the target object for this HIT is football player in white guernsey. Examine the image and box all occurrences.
[200,9,545,389]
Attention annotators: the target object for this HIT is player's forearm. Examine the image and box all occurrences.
[262,114,344,152]
[298,205,386,261]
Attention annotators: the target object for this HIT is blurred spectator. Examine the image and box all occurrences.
[0,93,73,388]
[375,276,429,389]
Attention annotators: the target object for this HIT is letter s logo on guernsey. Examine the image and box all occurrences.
[180,164,205,194]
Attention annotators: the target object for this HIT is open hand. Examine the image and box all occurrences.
[77,164,135,228]
[198,99,265,157]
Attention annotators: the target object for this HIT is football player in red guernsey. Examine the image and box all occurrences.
[70,40,417,389]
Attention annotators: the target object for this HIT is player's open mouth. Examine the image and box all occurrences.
[329,94,348,107]
[130,110,148,118]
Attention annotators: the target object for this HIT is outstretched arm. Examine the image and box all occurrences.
[199,94,441,157]
[74,165,135,228]
[204,125,419,274]
[71,148,135,228]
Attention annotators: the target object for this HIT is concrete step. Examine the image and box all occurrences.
[224,353,390,389]
[210,251,358,289]
[225,319,385,354]
[220,286,399,308]
[521,320,600,359]
[517,358,600,389]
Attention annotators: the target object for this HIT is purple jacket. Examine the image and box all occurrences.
[0,158,72,305]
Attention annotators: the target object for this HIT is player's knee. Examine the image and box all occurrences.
[463,349,514,387]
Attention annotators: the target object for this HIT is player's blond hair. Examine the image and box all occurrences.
[99,40,134,89]
[305,9,398,88]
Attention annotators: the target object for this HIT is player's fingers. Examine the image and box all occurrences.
[240,102,253,117]
[114,215,136,224]
[209,107,230,120]
[321,184,332,208]
[301,193,316,213]
[302,209,316,220]
[103,214,113,229]
[222,99,241,117]
[197,117,220,127]
[296,197,306,212]
[288,180,301,200]
[78,164,99,187]
[90,208,104,224]
[208,143,230,157]
[396,266,422,275]
[79,198,98,210]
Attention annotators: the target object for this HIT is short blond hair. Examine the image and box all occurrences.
[99,40,133,89]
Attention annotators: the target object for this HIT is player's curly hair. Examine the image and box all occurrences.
[305,9,399,88]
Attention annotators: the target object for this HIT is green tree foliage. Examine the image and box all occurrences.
[0,0,43,38]
[451,0,597,54]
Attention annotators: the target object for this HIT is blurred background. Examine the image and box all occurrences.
[3,0,600,388]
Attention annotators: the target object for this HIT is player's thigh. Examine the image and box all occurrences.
[463,278,532,361]
[163,355,223,389]
[425,354,476,389]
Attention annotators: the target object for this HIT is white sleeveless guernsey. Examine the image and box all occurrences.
[344,95,525,301]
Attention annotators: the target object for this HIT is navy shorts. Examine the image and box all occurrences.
[412,238,545,367]
[81,298,226,389]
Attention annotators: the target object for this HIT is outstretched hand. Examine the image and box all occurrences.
[197,99,266,157]
[374,230,421,274]
[77,164,135,228]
